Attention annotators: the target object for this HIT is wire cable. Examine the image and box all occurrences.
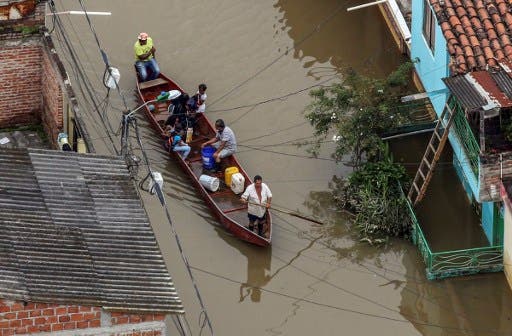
[130,118,214,336]
[208,2,346,108]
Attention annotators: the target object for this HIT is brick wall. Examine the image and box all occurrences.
[0,40,43,128]
[0,299,167,335]
[41,40,63,146]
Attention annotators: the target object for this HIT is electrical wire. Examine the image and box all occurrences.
[208,2,346,108]
[188,264,505,335]
[49,12,119,154]
[130,118,214,336]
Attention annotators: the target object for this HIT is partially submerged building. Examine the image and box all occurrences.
[0,148,184,335]
[0,0,92,152]
[0,2,187,334]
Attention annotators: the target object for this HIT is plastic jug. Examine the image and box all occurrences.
[230,173,245,194]
[224,166,239,186]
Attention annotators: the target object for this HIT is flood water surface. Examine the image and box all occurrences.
[53,0,512,335]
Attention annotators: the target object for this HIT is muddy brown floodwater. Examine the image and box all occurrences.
[53,0,512,335]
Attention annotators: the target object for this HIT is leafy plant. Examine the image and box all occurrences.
[307,63,416,242]
[305,62,414,167]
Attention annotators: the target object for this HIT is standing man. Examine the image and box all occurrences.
[241,175,272,237]
[134,32,160,82]
[201,119,237,164]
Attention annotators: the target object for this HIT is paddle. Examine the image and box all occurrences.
[246,201,325,225]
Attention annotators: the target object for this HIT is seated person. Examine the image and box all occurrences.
[165,114,179,133]
[134,32,160,82]
[169,127,191,160]
[200,119,237,164]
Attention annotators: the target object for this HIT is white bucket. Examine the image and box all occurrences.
[199,174,220,192]
[230,173,245,194]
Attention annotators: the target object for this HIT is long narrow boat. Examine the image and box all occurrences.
[136,73,272,246]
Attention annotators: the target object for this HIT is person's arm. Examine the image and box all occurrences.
[215,141,226,154]
[240,186,250,203]
[137,46,156,61]
[201,137,216,148]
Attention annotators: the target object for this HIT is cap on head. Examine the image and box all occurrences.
[138,32,148,41]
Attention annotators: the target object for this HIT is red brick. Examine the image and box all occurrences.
[35,304,47,309]
[153,314,166,321]
[10,303,24,312]
[14,327,26,334]
[9,319,21,328]
[38,324,51,332]
[83,312,96,321]
[21,319,33,327]
[29,310,41,317]
[34,317,46,325]
[42,308,54,316]
[63,322,75,330]
[155,331,162,336]
[47,316,57,324]
[23,304,35,310]
[0,321,9,328]
[142,315,154,322]
[129,315,141,323]
[55,307,67,315]
[79,306,91,312]
[52,323,63,332]
[59,315,70,322]
[89,319,100,328]
[4,313,16,320]
[16,311,28,319]
[0,306,11,313]
[70,313,84,322]
[67,307,78,314]
[110,312,122,317]
[76,321,88,329]
[114,316,129,325]
[27,325,40,333]
[2,329,14,336]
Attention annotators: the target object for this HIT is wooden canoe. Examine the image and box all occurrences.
[136,73,272,247]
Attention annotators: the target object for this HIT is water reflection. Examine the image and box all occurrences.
[274,0,404,76]
[239,246,272,302]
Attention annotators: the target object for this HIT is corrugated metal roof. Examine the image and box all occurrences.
[0,148,184,314]
[443,75,487,110]
[490,69,512,101]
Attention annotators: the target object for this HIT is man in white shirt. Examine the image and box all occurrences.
[241,175,272,237]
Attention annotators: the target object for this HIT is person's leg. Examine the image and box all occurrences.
[247,213,257,231]
[135,61,147,82]
[148,58,160,80]
[173,145,190,159]
[257,214,267,236]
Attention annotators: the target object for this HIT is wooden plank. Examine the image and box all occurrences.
[139,78,168,90]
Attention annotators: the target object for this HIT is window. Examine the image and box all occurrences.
[423,0,436,52]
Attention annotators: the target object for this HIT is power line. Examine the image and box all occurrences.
[208,2,346,108]
[130,118,214,336]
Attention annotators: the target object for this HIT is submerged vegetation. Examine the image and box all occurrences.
[305,63,415,243]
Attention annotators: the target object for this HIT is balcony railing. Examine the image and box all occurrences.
[449,98,480,179]
[401,183,503,280]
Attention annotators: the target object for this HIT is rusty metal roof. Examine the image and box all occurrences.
[0,148,184,314]
[443,75,486,110]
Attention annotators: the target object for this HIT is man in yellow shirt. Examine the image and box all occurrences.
[134,32,160,82]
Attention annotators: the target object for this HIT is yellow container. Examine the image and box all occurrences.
[224,166,239,186]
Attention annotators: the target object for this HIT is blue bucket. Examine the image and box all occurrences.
[202,146,216,169]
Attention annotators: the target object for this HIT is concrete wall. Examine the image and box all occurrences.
[500,183,512,289]
[411,0,483,204]
[0,299,167,335]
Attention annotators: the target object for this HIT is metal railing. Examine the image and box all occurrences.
[401,183,503,280]
[449,98,480,179]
